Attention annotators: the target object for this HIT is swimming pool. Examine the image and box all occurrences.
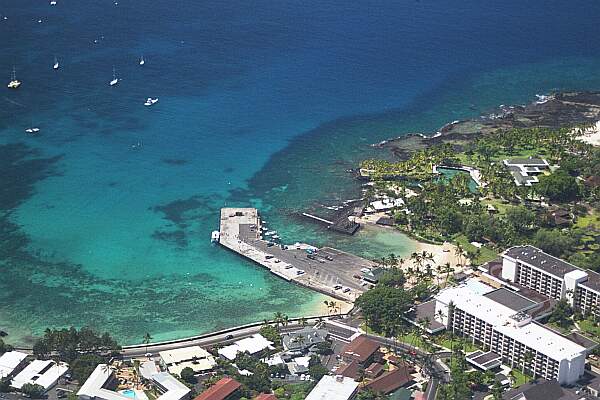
[120,390,136,399]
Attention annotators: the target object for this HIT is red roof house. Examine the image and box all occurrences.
[194,377,241,400]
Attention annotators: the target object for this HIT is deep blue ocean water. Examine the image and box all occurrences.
[1,0,600,345]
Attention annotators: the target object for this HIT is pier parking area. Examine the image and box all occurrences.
[219,208,377,302]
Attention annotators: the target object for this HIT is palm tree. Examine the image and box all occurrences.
[523,351,534,377]
[143,332,152,354]
[296,334,306,349]
[299,317,308,326]
[273,311,285,329]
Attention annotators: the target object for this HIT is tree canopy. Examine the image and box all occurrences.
[355,286,413,335]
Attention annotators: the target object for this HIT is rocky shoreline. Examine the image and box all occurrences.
[375,91,600,160]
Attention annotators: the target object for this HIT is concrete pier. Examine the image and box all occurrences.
[219,208,376,302]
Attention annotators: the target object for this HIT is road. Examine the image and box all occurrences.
[120,317,330,358]
[365,334,450,400]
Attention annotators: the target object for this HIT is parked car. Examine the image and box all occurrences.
[225,334,234,340]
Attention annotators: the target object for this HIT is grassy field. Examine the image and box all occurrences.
[454,234,499,265]
[510,369,531,388]
[432,335,478,353]
[575,211,600,230]
[578,319,600,339]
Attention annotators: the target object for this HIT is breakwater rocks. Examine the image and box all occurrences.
[380,91,600,159]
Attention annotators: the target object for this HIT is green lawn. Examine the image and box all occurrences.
[454,234,499,265]
[398,332,427,349]
[578,319,600,340]
[575,212,600,229]
[510,369,531,388]
[432,335,478,353]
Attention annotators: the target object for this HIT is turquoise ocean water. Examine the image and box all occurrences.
[1,0,600,345]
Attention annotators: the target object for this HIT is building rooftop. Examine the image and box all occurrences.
[504,158,549,167]
[78,364,190,400]
[342,335,380,364]
[77,365,129,400]
[194,377,241,400]
[336,361,361,381]
[466,351,502,370]
[218,334,274,360]
[0,351,27,378]
[502,379,581,400]
[365,362,384,377]
[365,367,413,395]
[11,359,69,391]
[435,285,586,360]
[305,375,359,400]
[503,246,579,278]
[484,288,536,312]
[282,328,328,352]
[254,395,277,400]
[159,346,212,365]
[404,300,446,333]
[152,372,191,400]
[580,270,600,293]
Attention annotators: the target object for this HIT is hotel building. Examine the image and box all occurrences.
[501,245,600,318]
[434,283,586,385]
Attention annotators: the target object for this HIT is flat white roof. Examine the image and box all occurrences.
[218,334,274,360]
[152,372,190,400]
[306,375,359,400]
[436,285,586,360]
[78,364,189,400]
[77,364,129,400]
[0,351,28,378]
[159,346,212,365]
[11,360,68,390]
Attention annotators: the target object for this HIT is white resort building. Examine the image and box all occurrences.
[159,346,217,376]
[305,375,359,400]
[77,364,190,400]
[11,359,69,392]
[218,334,274,361]
[434,282,586,385]
[502,157,550,186]
[0,351,28,379]
[501,245,600,318]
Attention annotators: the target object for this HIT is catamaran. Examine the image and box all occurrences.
[53,56,59,70]
[7,67,21,89]
[109,67,119,86]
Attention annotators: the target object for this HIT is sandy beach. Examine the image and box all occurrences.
[573,121,600,146]
[354,213,468,286]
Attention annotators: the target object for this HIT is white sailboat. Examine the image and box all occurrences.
[53,56,59,70]
[139,56,145,66]
[25,127,40,134]
[7,67,21,89]
[144,97,158,106]
[109,67,119,86]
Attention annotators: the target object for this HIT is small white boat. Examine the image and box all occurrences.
[25,127,40,134]
[139,56,145,66]
[7,67,21,89]
[264,230,277,236]
[109,67,119,86]
[144,97,158,106]
[211,231,220,243]
[50,1,57,5]
[53,56,59,70]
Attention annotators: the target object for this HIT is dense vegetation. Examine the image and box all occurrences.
[32,326,121,382]
[360,126,600,268]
